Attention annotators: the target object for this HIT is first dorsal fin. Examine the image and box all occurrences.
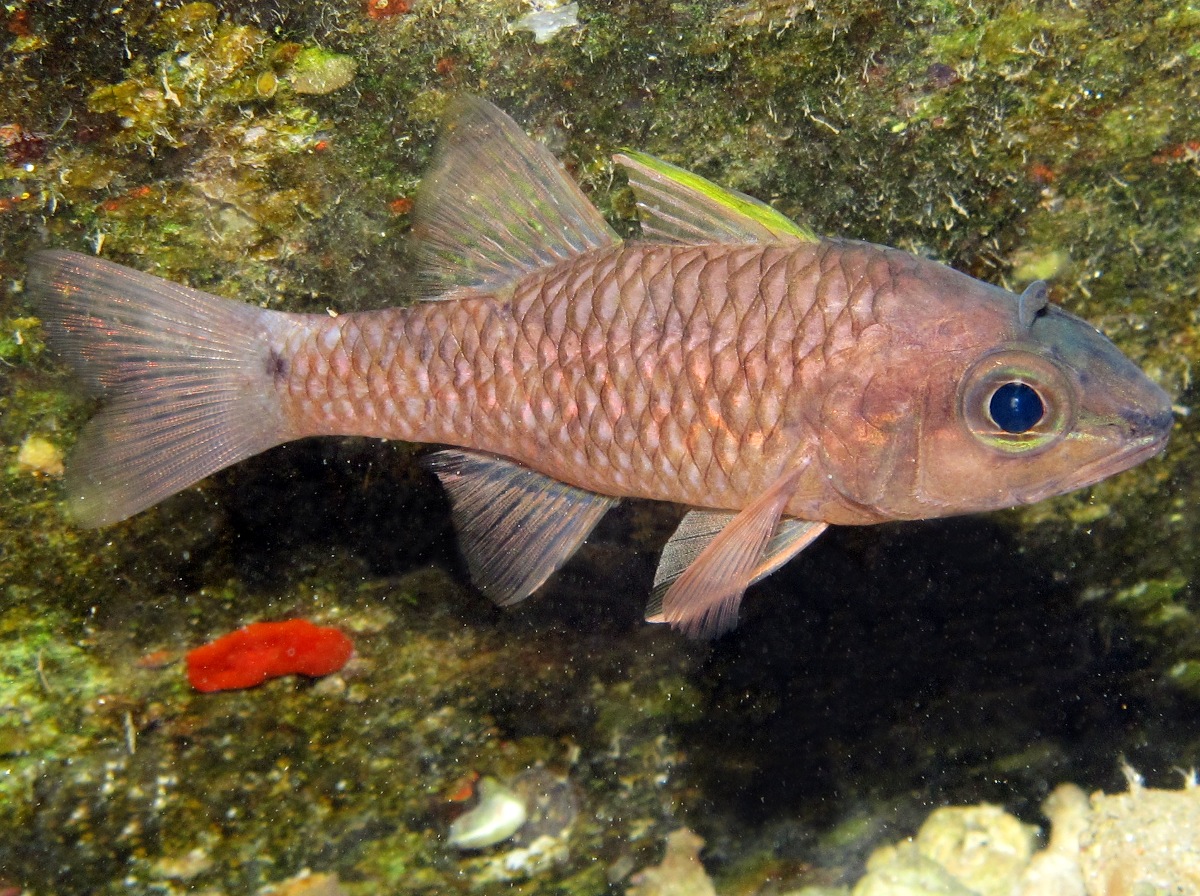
[409,96,618,298]
[614,150,819,245]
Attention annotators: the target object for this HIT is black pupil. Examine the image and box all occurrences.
[989,382,1044,433]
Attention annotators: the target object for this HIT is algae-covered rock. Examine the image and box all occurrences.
[855,804,1036,896]
[626,828,718,896]
[3,0,1200,893]
[1017,784,1088,896]
[258,870,348,895]
[1077,772,1200,895]
[854,848,977,896]
[1023,771,1200,896]
[13,434,63,477]
[857,773,1200,896]
[288,48,356,95]
[914,804,1038,896]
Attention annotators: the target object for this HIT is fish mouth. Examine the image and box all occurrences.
[1011,408,1173,506]
[1068,409,1174,492]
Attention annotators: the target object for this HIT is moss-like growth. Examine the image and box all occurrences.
[2,0,1199,892]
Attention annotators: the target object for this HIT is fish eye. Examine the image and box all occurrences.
[988,382,1044,433]
[960,350,1072,455]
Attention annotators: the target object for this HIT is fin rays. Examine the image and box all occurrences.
[424,449,616,605]
[650,467,817,639]
[615,150,819,245]
[409,97,617,297]
[30,250,293,527]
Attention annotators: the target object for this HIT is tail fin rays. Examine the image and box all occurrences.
[29,250,295,527]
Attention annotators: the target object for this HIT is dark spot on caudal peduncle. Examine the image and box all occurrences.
[265,348,289,382]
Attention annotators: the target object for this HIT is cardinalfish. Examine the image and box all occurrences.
[30,97,1173,638]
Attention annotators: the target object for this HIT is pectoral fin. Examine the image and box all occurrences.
[424,449,617,606]
[647,512,826,628]
[653,466,812,639]
[752,517,826,583]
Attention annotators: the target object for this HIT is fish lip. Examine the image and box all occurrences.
[1012,414,1172,506]
[1068,419,1173,492]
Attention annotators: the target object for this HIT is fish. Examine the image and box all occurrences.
[29,96,1174,638]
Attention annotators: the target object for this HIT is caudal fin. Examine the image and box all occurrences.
[29,250,296,527]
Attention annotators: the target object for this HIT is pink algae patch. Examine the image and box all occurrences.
[186,620,353,692]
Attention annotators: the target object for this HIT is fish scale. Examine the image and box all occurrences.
[30,96,1173,638]
[277,241,857,513]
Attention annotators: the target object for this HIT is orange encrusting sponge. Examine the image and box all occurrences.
[186,619,353,692]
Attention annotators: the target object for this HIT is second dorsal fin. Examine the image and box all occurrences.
[408,96,619,298]
[614,150,819,245]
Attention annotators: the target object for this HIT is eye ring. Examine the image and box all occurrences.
[959,350,1072,454]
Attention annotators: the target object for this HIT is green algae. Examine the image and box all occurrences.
[289,47,358,95]
[0,604,118,770]
[1,0,1200,892]
[0,315,42,365]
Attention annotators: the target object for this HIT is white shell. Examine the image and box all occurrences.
[448,777,528,850]
[511,2,580,43]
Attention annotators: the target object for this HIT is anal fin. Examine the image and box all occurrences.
[424,449,616,606]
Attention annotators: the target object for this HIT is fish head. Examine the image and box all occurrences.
[813,267,1173,521]
[906,284,1173,517]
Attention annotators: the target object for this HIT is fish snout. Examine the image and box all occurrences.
[1090,401,1174,481]
[1120,406,1176,443]
[1113,369,1175,445]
